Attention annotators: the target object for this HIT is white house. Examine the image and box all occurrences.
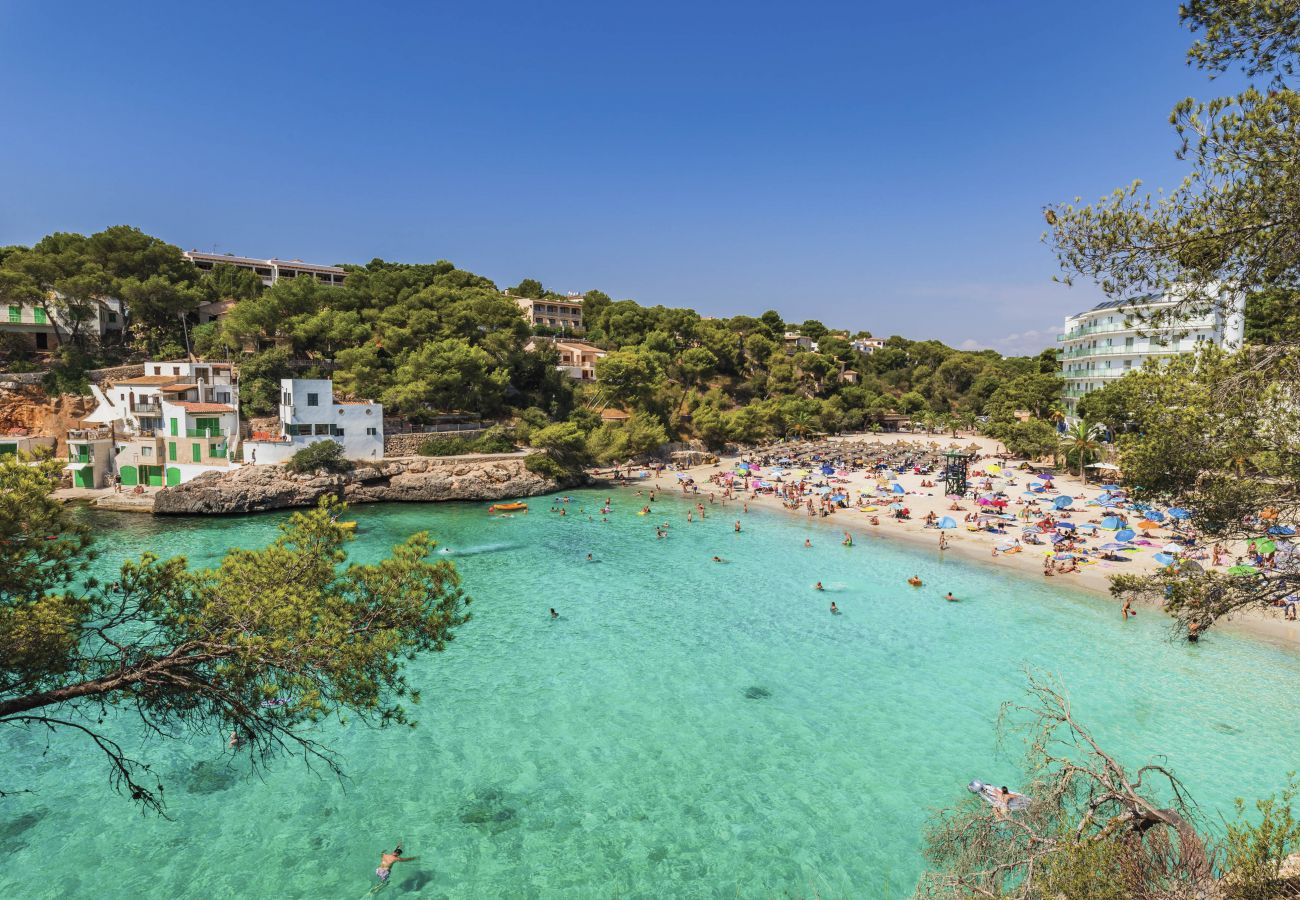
[244,378,383,465]
[1058,287,1246,421]
[851,337,886,355]
[1,294,124,352]
[71,360,240,488]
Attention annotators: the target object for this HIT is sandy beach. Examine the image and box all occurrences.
[625,432,1300,649]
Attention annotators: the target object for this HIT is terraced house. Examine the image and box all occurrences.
[68,360,240,488]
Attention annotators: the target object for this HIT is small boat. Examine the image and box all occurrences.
[489,502,528,512]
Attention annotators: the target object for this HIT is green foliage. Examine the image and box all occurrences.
[985,418,1059,460]
[284,439,352,474]
[1,477,469,812]
[417,426,516,457]
[523,451,566,480]
[1223,774,1300,899]
[527,421,591,477]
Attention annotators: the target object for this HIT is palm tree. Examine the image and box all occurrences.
[1047,405,1066,431]
[787,410,814,438]
[1059,420,1106,482]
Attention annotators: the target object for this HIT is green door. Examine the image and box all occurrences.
[74,468,94,488]
[192,442,202,463]
[146,465,163,487]
[166,467,182,486]
[120,465,138,487]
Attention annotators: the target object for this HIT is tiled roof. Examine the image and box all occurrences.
[172,402,235,413]
[116,375,185,386]
[159,384,197,392]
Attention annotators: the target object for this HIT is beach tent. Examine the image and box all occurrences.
[1227,564,1260,576]
[937,516,957,529]
[892,483,906,494]
[821,464,835,476]
[1056,522,1076,531]
[1268,525,1297,536]
[1153,553,1176,566]
[1167,507,1191,520]
[1116,528,1136,542]
[1099,516,1124,530]
[1053,496,1073,510]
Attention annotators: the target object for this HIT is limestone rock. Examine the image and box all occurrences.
[153,454,566,515]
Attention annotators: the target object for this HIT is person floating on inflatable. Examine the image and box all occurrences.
[968,780,1030,819]
[907,575,923,587]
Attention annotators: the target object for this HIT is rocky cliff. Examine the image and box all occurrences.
[153,453,567,515]
[0,387,93,453]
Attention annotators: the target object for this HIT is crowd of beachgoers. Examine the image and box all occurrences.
[592,433,1300,640]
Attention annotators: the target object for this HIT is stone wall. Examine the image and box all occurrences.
[87,363,145,384]
[383,429,486,457]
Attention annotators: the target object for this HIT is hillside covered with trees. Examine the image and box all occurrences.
[0,226,1071,462]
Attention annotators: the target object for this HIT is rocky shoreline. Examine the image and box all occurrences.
[153,452,571,515]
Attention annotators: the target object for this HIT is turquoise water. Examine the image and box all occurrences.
[3,489,1299,898]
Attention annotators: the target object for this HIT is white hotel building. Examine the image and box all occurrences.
[1058,289,1246,420]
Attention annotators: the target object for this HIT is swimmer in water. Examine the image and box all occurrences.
[814,581,824,591]
[375,844,416,885]
[908,576,923,587]
[830,602,840,614]
[586,553,594,562]
[712,556,724,563]
[804,538,812,548]
[550,608,558,619]
[944,592,958,602]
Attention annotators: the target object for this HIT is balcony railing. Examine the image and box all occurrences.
[68,428,112,441]
[186,427,229,438]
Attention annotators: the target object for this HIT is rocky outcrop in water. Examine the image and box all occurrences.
[153,453,567,515]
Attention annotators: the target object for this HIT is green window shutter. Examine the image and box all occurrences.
[33,307,47,324]
[168,442,177,461]
[192,443,201,463]
[7,306,18,323]
[169,418,178,437]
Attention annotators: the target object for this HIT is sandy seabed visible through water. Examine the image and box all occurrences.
[2,491,1298,898]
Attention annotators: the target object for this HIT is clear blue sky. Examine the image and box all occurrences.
[0,1,1212,354]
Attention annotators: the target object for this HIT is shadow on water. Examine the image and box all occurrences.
[743,686,772,700]
[398,870,433,891]
[0,807,48,851]
[457,787,518,834]
[185,759,241,795]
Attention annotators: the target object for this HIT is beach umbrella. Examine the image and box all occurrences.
[736,462,750,471]
[815,485,831,494]
[1268,526,1296,536]
[1053,496,1073,510]
[1227,564,1260,576]
[1100,483,1121,490]
[1035,473,1054,481]
[1153,552,1176,566]
[1076,524,1099,532]
[987,464,1001,474]
[991,499,1008,508]
[1101,542,1133,551]
[892,483,905,494]
[1146,510,1166,522]
[889,502,905,511]
[1116,528,1136,542]
[1050,534,1069,544]
[1167,507,1191,520]
[1136,519,1161,529]
[1255,539,1278,555]
[830,494,847,502]
[1056,522,1076,531]
[937,516,957,529]
[821,464,835,476]
[1100,516,1124,530]
[1162,542,1184,554]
